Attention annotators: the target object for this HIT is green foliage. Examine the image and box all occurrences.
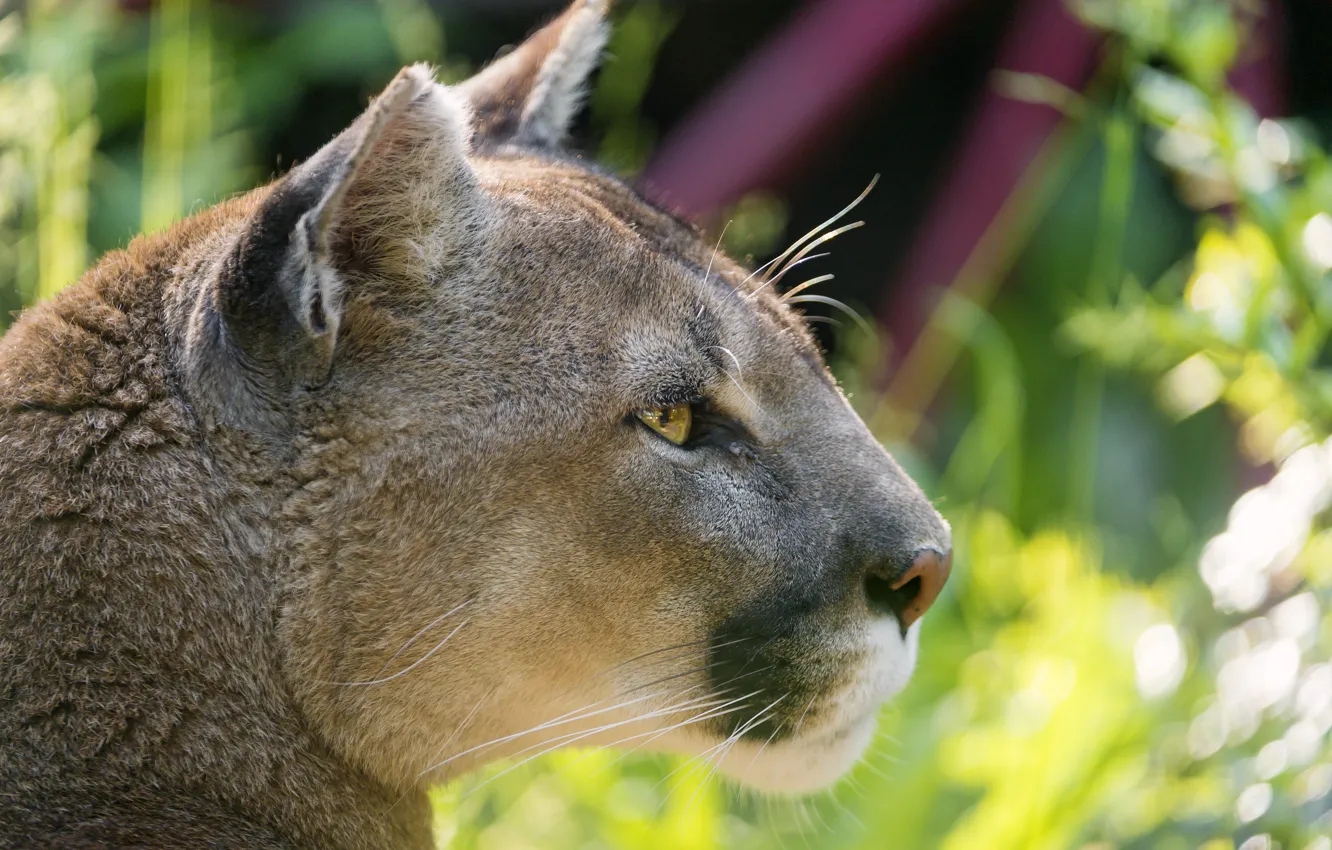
[590,1,679,175]
[0,1,1328,847]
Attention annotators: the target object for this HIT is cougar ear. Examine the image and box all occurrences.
[458,0,610,148]
[209,64,471,406]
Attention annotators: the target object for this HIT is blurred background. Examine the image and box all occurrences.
[2,0,1331,847]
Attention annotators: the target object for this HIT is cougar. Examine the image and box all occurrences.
[0,2,952,846]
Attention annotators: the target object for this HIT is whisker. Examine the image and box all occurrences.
[654,686,773,794]
[417,688,685,779]
[706,345,745,382]
[461,691,759,797]
[734,253,788,293]
[745,252,830,300]
[611,636,744,675]
[329,620,468,687]
[792,695,818,736]
[563,637,716,696]
[704,220,731,283]
[449,634,753,773]
[592,692,762,755]
[554,635,752,706]
[389,686,497,812]
[481,690,727,766]
[718,363,773,425]
[785,293,875,337]
[760,175,879,285]
[620,661,721,695]
[857,755,895,783]
[834,777,869,828]
[697,220,731,319]
[370,599,472,680]
[808,794,835,834]
[779,273,834,301]
[796,798,817,849]
[768,221,864,289]
[663,692,778,792]
[558,688,770,778]
[681,694,788,822]
[711,663,776,697]
[744,720,784,776]
[425,686,494,767]
[801,316,843,329]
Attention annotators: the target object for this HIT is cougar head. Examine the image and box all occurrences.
[190,0,951,796]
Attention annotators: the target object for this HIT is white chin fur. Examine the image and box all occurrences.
[710,618,921,794]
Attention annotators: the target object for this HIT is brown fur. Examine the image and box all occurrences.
[0,4,950,847]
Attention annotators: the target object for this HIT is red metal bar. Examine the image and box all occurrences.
[1229,0,1286,118]
[640,0,968,219]
[880,0,1101,356]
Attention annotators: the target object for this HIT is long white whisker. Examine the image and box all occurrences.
[802,316,843,329]
[330,620,468,687]
[659,692,781,791]
[768,221,864,289]
[653,694,769,818]
[718,364,773,425]
[389,686,498,812]
[785,293,875,337]
[370,599,472,679]
[681,694,788,822]
[558,689,771,778]
[596,636,741,682]
[705,220,730,281]
[425,686,494,768]
[745,252,830,299]
[416,687,692,780]
[779,273,835,301]
[792,695,818,736]
[716,694,786,767]
[697,220,732,318]
[706,345,745,382]
[761,175,879,285]
[461,692,760,797]
[483,689,726,765]
[734,245,797,291]
[808,794,835,834]
[745,722,784,776]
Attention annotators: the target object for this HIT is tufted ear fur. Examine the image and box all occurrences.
[200,64,473,426]
[458,0,610,149]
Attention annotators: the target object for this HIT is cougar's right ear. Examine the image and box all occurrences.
[458,0,610,149]
[199,65,475,423]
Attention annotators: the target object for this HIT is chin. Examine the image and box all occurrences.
[712,618,921,795]
[714,712,880,793]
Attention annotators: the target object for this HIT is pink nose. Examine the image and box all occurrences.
[889,548,952,628]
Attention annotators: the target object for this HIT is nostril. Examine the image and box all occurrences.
[865,572,921,624]
[864,548,952,629]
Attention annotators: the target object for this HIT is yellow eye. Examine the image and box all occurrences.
[637,403,692,445]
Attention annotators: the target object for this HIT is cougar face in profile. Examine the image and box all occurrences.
[0,2,952,846]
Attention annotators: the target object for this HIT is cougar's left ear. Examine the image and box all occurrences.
[206,64,472,417]
[458,0,610,149]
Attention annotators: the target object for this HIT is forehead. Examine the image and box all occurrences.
[475,152,708,264]
[472,151,826,368]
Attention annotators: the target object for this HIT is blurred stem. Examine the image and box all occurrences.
[873,53,1129,445]
[26,0,100,301]
[939,293,1024,511]
[142,0,211,234]
[1068,99,1136,521]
